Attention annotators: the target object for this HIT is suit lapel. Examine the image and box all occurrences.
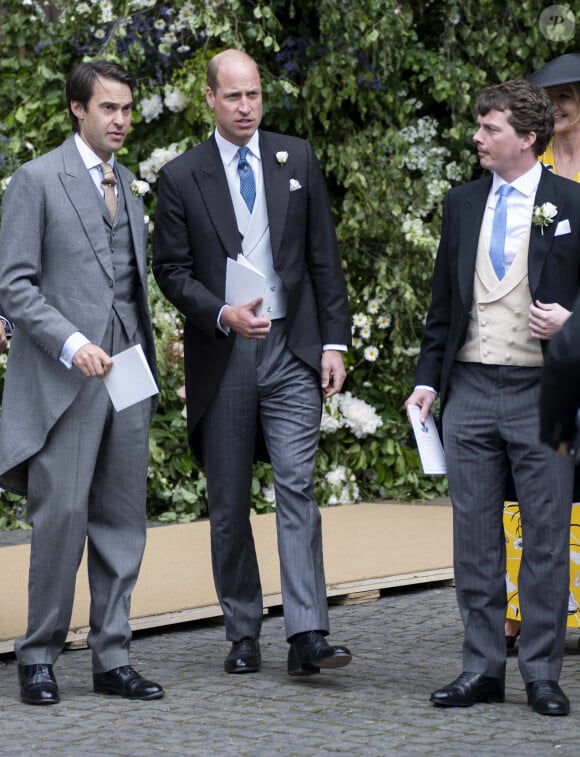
[198,137,244,259]
[528,168,563,296]
[117,163,147,284]
[458,177,491,308]
[59,137,113,280]
[260,132,289,261]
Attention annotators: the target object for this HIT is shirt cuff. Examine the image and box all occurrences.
[0,316,13,338]
[60,332,91,369]
[217,305,231,335]
[414,384,438,395]
[322,344,347,352]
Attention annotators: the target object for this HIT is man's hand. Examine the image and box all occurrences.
[72,344,113,378]
[220,299,271,339]
[529,300,571,340]
[405,388,437,425]
[321,350,346,398]
[0,321,7,352]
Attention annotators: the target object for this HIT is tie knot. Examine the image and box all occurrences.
[238,147,249,162]
[498,184,513,198]
[100,162,116,186]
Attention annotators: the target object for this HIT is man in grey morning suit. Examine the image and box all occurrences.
[406,80,580,716]
[0,61,163,704]
[153,49,353,676]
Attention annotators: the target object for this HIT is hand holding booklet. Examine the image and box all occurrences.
[103,343,159,412]
[225,254,266,314]
[407,404,447,475]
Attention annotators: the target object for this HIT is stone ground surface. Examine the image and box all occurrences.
[1,582,579,756]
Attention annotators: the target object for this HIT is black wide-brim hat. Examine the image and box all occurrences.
[529,53,580,88]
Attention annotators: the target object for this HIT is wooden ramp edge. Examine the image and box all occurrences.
[0,501,453,653]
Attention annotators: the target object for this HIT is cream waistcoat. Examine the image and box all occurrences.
[456,211,543,366]
[231,175,287,320]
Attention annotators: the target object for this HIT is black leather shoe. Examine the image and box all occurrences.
[93,666,164,700]
[287,631,352,676]
[526,680,570,716]
[224,638,261,673]
[18,663,60,705]
[430,672,505,707]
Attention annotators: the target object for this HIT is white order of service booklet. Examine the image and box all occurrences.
[407,404,447,475]
[225,254,266,314]
[103,343,159,412]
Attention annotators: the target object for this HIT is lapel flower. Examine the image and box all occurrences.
[130,179,150,198]
[532,202,557,234]
[275,151,288,166]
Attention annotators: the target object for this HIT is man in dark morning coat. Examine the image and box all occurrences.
[406,79,580,716]
[153,49,353,676]
[0,61,163,704]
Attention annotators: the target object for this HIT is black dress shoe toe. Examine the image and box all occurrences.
[18,663,60,705]
[287,631,352,676]
[224,638,261,673]
[430,672,505,707]
[93,666,164,700]
[526,680,570,716]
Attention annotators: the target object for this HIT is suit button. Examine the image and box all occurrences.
[506,353,512,361]
[479,304,485,311]
[270,286,276,292]
[267,306,272,313]
[482,350,489,357]
[480,320,487,327]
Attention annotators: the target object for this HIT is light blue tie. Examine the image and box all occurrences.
[489,184,514,280]
[237,146,256,212]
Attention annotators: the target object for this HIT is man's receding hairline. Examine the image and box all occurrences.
[208,50,260,91]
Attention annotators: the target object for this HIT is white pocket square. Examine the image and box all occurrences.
[555,219,571,236]
[289,179,302,192]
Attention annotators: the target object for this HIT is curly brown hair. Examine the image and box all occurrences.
[476,79,554,156]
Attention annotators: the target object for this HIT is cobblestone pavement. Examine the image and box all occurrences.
[1,584,579,756]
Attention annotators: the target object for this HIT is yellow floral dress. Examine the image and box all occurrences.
[504,141,580,627]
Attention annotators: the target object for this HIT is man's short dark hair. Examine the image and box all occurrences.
[476,79,554,157]
[66,60,137,133]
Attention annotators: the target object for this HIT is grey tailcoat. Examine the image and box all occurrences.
[0,136,156,495]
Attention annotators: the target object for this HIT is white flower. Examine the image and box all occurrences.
[140,94,163,123]
[154,19,166,30]
[261,483,276,506]
[130,179,150,197]
[139,143,184,183]
[164,88,188,113]
[320,394,344,434]
[325,465,347,486]
[177,45,191,54]
[352,312,369,329]
[352,337,362,349]
[367,299,380,314]
[377,314,391,329]
[532,202,558,234]
[364,345,379,362]
[94,28,107,40]
[77,2,90,13]
[161,31,177,45]
[1,176,12,193]
[276,151,288,165]
[338,392,383,438]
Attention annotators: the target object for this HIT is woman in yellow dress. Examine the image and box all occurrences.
[505,53,580,647]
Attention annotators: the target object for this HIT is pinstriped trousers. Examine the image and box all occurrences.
[200,319,329,642]
[442,362,573,683]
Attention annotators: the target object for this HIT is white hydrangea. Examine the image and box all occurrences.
[320,394,344,434]
[325,465,347,487]
[139,143,184,183]
[339,392,383,438]
[261,483,276,506]
[140,93,163,124]
[164,88,188,113]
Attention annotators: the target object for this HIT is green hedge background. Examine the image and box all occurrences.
[0,0,576,528]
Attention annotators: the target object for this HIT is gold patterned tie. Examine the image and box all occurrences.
[100,162,117,222]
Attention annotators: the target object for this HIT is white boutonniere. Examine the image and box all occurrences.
[130,179,150,198]
[275,151,288,166]
[532,202,558,234]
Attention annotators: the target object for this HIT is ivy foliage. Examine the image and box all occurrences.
[0,0,577,527]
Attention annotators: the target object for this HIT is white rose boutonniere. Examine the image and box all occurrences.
[532,202,558,234]
[275,151,288,166]
[130,179,150,198]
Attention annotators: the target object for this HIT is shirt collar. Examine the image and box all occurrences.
[73,133,115,172]
[214,129,261,166]
[491,161,542,199]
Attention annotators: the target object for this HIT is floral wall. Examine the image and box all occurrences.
[0,0,572,527]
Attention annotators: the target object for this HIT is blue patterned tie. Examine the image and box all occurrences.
[489,184,514,280]
[237,146,256,212]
